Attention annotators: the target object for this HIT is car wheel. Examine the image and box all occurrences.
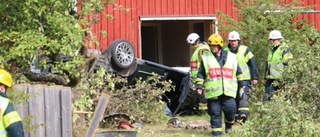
[109,39,136,69]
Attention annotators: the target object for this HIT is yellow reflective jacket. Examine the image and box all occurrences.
[0,95,23,137]
[190,43,210,83]
[201,52,238,99]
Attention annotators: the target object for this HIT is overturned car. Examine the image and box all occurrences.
[28,39,201,116]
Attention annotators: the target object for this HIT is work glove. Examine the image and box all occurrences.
[196,84,207,103]
[239,88,244,98]
[196,84,203,95]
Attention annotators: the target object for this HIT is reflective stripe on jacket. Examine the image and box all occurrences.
[225,45,251,80]
[0,97,9,137]
[0,96,22,137]
[190,43,210,83]
[266,42,292,79]
[202,52,238,99]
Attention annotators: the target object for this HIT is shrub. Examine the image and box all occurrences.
[73,69,174,132]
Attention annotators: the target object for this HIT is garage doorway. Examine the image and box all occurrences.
[141,26,159,63]
[140,16,217,67]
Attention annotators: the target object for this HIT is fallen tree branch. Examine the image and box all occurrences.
[23,70,69,85]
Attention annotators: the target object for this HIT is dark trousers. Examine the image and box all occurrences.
[207,95,236,136]
[263,79,280,102]
[236,80,251,118]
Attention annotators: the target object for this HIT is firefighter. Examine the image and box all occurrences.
[186,33,210,83]
[186,33,210,103]
[224,31,259,123]
[0,69,25,137]
[263,30,293,102]
[195,34,245,136]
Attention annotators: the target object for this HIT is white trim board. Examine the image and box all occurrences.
[140,16,217,21]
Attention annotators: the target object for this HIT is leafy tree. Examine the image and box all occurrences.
[0,0,113,87]
[218,0,320,136]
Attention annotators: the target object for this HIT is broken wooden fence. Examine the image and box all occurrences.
[15,84,72,137]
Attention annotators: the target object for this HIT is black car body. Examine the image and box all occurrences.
[29,39,199,116]
[126,59,192,116]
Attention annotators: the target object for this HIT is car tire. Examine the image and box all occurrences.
[108,39,136,69]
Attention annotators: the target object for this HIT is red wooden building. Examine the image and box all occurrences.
[86,0,320,67]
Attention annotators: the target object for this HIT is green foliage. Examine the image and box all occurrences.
[7,88,30,105]
[0,0,84,75]
[218,0,320,136]
[284,29,320,118]
[0,0,115,84]
[218,0,315,80]
[103,75,172,124]
[20,115,47,136]
[73,69,174,132]
[7,87,45,134]
[0,1,126,136]
[230,92,320,137]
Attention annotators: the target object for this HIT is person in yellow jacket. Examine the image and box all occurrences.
[263,30,293,102]
[195,34,245,136]
[224,31,259,123]
[186,33,210,83]
[186,33,210,103]
[0,69,25,137]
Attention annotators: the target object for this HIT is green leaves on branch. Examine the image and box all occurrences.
[218,0,320,136]
[0,0,115,85]
[73,68,174,130]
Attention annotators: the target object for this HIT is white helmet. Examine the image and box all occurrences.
[186,33,200,45]
[269,30,283,39]
[228,31,240,40]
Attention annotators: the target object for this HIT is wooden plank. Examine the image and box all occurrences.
[155,0,161,15]
[173,0,179,14]
[191,0,197,14]
[85,93,110,137]
[179,0,186,14]
[28,85,45,137]
[167,0,174,14]
[60,87,72,137]
[54,86,62,137]
[185,0,191,14]
[161,0,168,14]
[15,84,30,137]
[203,0,209,14]
[44,86,56,137]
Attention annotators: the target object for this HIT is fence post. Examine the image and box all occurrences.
[85,93,111,137]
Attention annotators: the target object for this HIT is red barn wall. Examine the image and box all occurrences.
[87,0,319,57]
[283,0,320,29]
[90,0,237,57]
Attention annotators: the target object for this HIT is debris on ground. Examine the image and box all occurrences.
[167,117,186,128]
[132,122,144,129]
[186,120,211,130]
[102,113,131,129]
[118,122,134,129]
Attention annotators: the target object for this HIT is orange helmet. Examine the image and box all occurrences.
[207,34,224,47]
[0,69,13,88]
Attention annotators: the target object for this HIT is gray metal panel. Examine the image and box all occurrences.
[28,85,45,137]
[60,87,72,137]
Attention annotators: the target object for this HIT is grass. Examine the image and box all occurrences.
[137,114,212,137]
[136,111,247,137]
[97,108,246,137]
